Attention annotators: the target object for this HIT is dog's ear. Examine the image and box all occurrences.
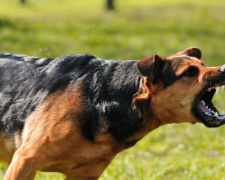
[182,47,202,59]
[135,54,165,83]
[173,47,202,59]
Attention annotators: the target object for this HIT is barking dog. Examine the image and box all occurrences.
[0,48,225,179]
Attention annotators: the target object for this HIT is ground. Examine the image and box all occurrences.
[0,0,225,179]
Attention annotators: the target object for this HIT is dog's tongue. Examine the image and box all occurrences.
[198,101,212,114]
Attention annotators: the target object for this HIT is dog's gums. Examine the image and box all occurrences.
[195,82,225,127]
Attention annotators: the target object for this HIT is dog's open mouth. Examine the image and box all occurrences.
[194,82,225,127]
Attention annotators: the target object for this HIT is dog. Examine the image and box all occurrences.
[0,47,225,179]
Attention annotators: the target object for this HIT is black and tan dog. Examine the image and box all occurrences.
[0,47,225,179]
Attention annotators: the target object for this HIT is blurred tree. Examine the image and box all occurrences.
[106,0,114,10]
[21,0,26,3]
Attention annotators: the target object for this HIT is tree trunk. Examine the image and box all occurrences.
[106,0,114,10]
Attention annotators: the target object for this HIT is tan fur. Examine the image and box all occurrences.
[0,136,15,162]
[3,48,223,179]
[149,57,219,125]
[4,85,118,179]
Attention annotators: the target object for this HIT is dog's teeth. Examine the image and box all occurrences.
[215,112,219,117]
[201,100,206,105]
[207,107,212,112]
[215,87,219,94]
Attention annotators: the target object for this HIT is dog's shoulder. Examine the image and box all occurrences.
[0,53,103,133]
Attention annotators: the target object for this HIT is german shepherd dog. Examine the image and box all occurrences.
[0,48,225,179]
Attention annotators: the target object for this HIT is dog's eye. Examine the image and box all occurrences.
[182,66,199,77]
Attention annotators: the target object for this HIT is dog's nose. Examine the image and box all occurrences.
[219,64,225,72]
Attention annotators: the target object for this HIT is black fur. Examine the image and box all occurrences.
[0,53,180,143]
[0,53,96,133]
[0,53,145,143]
[79,60,144,141]
[162,61,180,88]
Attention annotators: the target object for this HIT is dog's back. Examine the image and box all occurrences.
[0,53,99,133]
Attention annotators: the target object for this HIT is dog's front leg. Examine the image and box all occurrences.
[4,146,37,180]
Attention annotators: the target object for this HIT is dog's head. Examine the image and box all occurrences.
[135,47,225,127]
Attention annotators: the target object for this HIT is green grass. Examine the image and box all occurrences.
[0,0,225,179]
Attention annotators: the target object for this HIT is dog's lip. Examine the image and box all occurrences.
[196,101,225,127]
[193,81,225,127]
[215,81,225,87]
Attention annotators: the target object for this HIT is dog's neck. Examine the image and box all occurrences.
[80,59,159,147]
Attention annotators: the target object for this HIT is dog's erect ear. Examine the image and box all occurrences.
[173,47,202,59]
[135,54,165,82]
[182,47,202,59]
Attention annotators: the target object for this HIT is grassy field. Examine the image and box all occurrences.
[0,0,225,179]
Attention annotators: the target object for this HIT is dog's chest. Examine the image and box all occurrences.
[40,140,118,178]
[42,156,114,177]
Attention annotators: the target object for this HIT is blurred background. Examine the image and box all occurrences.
[0,0,225,179]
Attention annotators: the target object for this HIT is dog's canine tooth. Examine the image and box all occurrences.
[215,112,219,117]
[220,65,225,72]
[215,87,219,94]
[200,100,205,105]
